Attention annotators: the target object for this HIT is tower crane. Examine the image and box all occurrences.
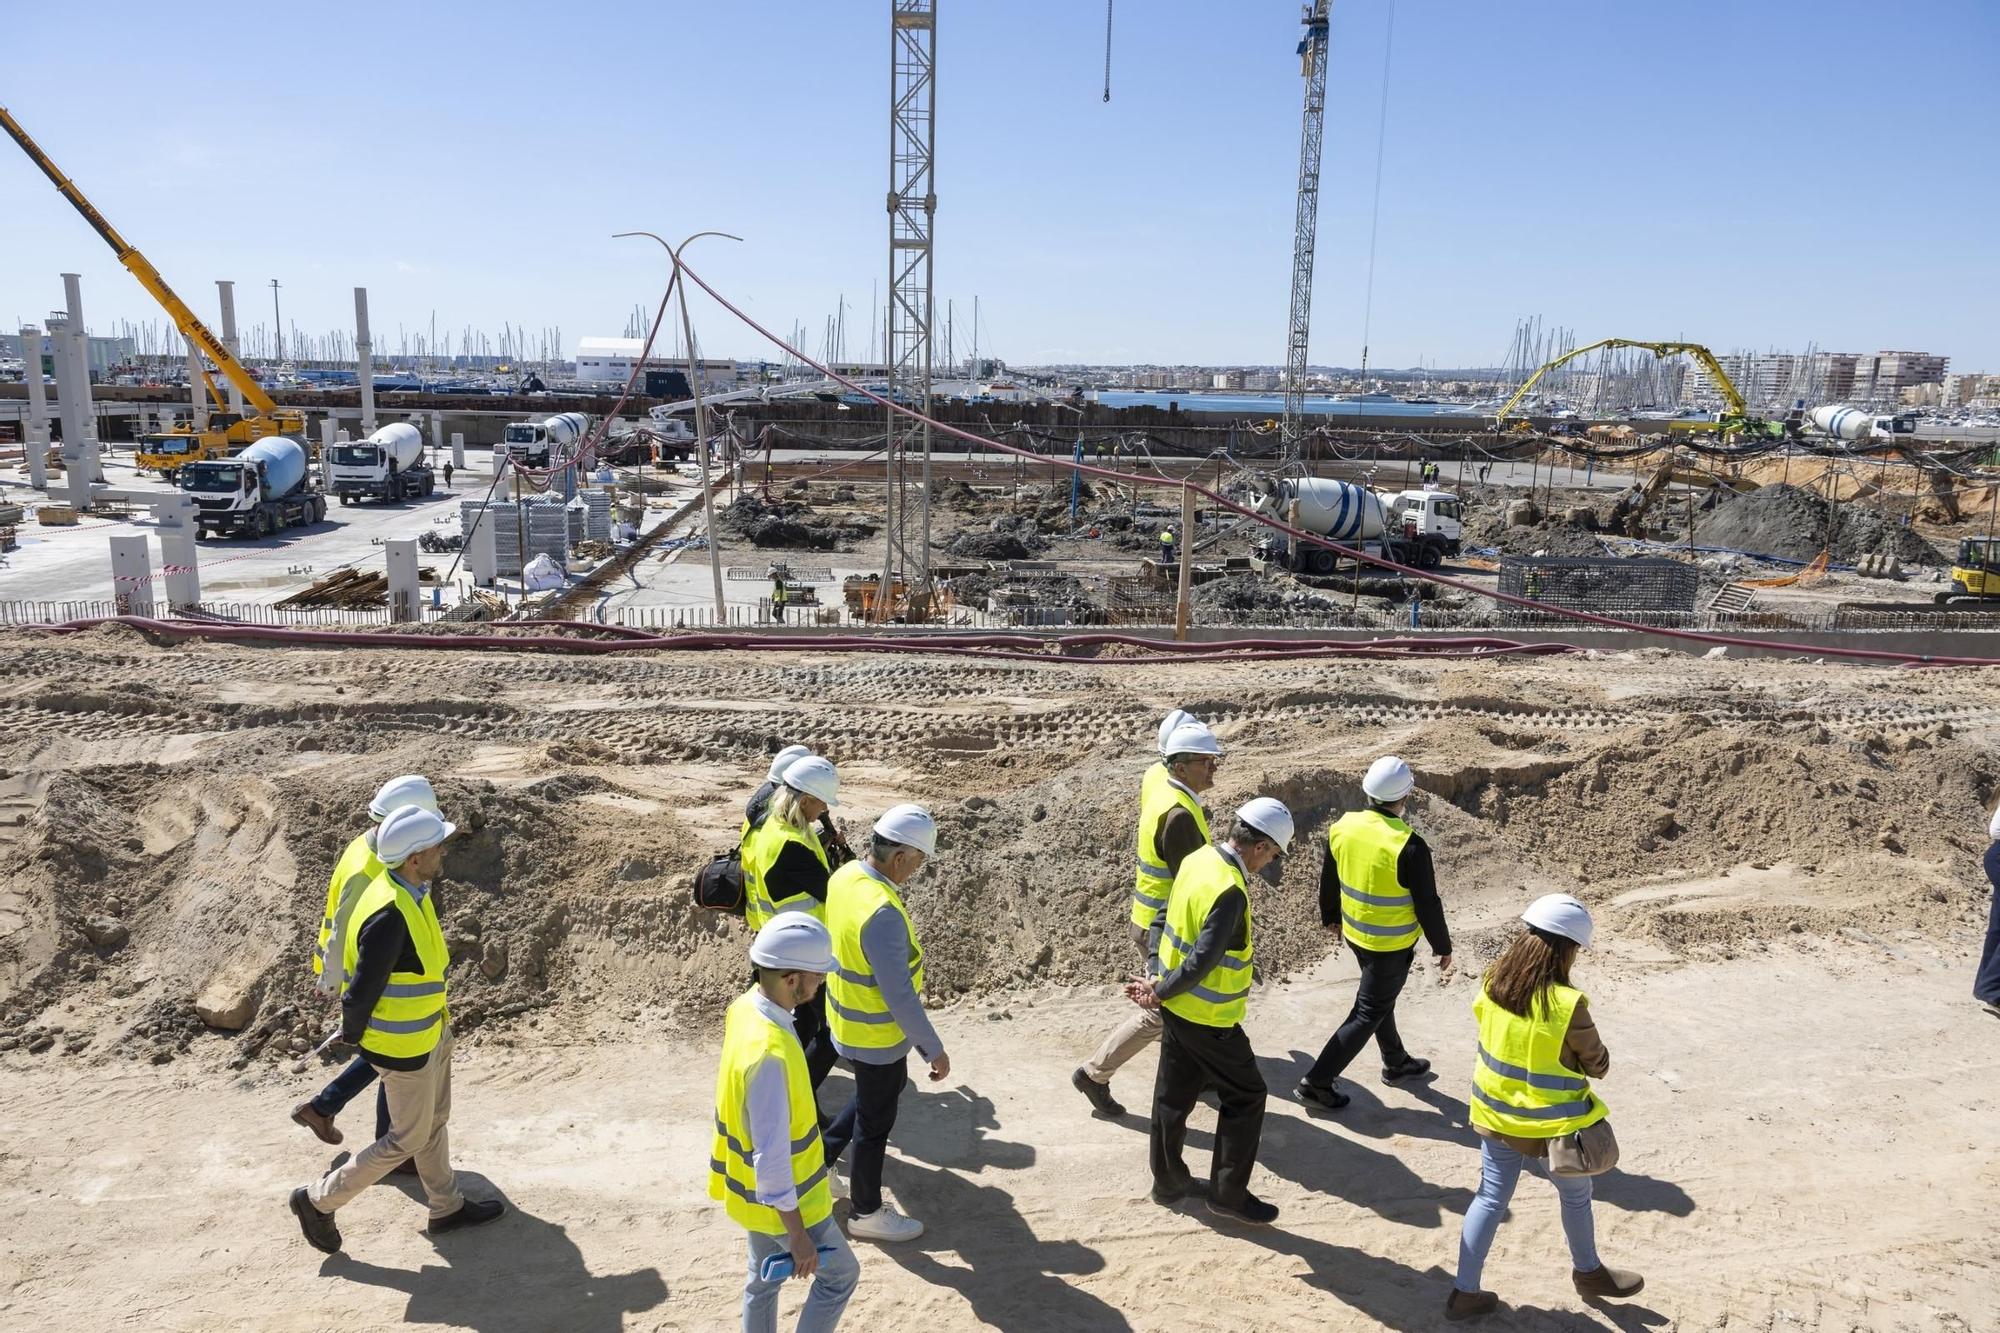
[1281,2,1332,463]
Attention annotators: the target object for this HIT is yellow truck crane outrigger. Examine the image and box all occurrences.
[1494,338,1791,441]
[1,105,305,475]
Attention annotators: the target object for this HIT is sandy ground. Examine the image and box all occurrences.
[3,631,1999,1330]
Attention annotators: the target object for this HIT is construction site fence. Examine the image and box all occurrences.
[0,599,458,628]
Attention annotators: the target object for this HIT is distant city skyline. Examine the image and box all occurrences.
[3,1,1995,371]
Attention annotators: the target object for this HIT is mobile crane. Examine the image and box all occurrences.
[1494,338,1792,441]
[1,105,306,475]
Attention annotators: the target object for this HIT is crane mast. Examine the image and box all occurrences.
[1281,1,1332,465]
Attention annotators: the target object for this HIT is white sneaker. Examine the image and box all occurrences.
[846,1203,924,1243]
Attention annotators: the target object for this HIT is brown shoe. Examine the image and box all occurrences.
[291,1101,342,1146]
[1573,1265,1644,1299]
[1445,1289,1498,1321]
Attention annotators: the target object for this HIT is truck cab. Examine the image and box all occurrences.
[499,421,552,468]
[1384,489,1463,563]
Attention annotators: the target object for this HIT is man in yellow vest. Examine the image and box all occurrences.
[712,912,861,1331]
[290,806,503,1254]
[821,804,948,1244]
[1297,755,1455,1112]
[1124,797,1294,1227]
[291,774,439,1153]
[1073,712,1220,1117]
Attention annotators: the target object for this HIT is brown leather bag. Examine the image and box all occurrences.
[1549,1118,1620,1177]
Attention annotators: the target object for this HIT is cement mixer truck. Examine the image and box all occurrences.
[177,434,326,539]
[327,421,435,504]
[499,412,589,469]
[1248,476,1463,575]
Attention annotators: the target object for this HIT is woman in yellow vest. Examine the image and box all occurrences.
[712,912,861,1331]
[1073,712,1219,1118]
[1125,797,1293,1228]
[1448,895,1643,1320]
[743,756,843,1089]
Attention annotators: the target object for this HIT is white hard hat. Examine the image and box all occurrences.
[767,744,813,783]
[749,910,836,973]
[1235,796,1294,852]
[376,805,457,868]
[1156,709,1196,755]
[1162,721,1223,759]
[1521,893,1594,949]
[781,754,840,806]
[369,774,440,821]
[873,803,937,858]
[1361,755,1416,803]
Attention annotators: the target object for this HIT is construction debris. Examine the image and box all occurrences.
[275,566,438,609]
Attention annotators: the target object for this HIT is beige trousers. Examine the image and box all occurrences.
[1082,925,1163,1083]
[308,1026,463,1220]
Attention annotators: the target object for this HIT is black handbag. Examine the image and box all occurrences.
[692,848,746,915]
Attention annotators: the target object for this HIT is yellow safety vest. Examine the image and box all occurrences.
[1131,762,1211,929]
[824,861,925,1052]
[742,813,830,931]
[708,990,834,1234]
[338,869,450,1062]
[313,831,382,986]
[1468,981,1608,1139]
[1328,809,1421,951]
[772,581,788,606]
[1156,844,1254,1028]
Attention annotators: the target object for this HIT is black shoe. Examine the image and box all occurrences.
[1381,1056,1432,1083]
[290,1187,342,1254]
[1206,1192,1279,1226]
[1071,1067,1126,1118]
[1150,1174,1192,1206]
[427,1197,505,1235]
[1296,1079,1349,1110]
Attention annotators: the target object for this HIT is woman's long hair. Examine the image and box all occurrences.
[1483,928,1576,1022]
[769,784,811,832]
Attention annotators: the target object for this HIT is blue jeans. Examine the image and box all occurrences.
[1455,1137,1600,1292]
[1975,843,2000,1004]
[743,1217,859,1333]
[310,1055,391,1140]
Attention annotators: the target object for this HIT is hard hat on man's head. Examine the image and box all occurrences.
[1156,709,1196,755]
[1361,755,1416,803]
[750,910,836,973]
[781,755,841,806]
[376,805,456,869]
[369,774,440,822]
[873,803,937,858]
[767,744,813,783]
[1521,893,1594,949]
[1162,722,1223,760]
[1235,796,1295,852]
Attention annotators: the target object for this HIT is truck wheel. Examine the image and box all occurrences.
[311,498,326,523]
[254,511,271,539]
[1417,543,1443,571]
[1307,547,1340,576]
[339,494,351,506]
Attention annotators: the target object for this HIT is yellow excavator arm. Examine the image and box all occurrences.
[1494,337,1749,427]
[1,104,283,421]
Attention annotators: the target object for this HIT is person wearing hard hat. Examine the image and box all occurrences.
[1297,755,1455,1112]
[771,570,790,624]
[1448,895,1642,1320]
[743,754,844,1089]
[1125,797,1294,1228]
[290,806,504,1254]
[1072,710,1220,1118]
[746,745,814,830]
[712,912,862,1331]
[291,774,440,1156]
[820,804,949,1244]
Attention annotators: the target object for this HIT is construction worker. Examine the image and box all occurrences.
[1449,895,1643,1319]
[1126,797,1295,1228]
[1072,711,1220,1117]
[743,754,843,1088]
[442,460,454,490]
[1978,802,2000,1020]
[290,806,503,1253]
[821,804,948,1244]
[1297,756,1453,1111]
[1157,527,1177,564]
[712,912,862,1332]
[772,571,790,624]
[747,745,814,829]
[290,774,440,1156]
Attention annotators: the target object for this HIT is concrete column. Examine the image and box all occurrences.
[60,275,100,510]
[429,411,443,456]
[215,280,245,417]
[384,538,420,623]
[156,514,202,610]
[109,533,155,616]
[20,325,49,490]
[450,431,465,469]
[354,287,377,434]
[465,510,496,586]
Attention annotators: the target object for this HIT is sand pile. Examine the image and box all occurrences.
[1695,483,1946,566]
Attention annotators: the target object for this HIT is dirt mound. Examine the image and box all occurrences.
[948,514,1050,561]
[1695,483,1946,566]
[1192,573,1346,616]
[720,494,877,550]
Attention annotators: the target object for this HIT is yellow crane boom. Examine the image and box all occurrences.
[1,104,284,422]
[1493,337,1750,428]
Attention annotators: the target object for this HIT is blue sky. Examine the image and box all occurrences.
[4,0,1995,370]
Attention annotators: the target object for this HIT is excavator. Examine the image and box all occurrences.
[1605,450,1760,536]
[1494,338,1793,441]
[1,105,306,475]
